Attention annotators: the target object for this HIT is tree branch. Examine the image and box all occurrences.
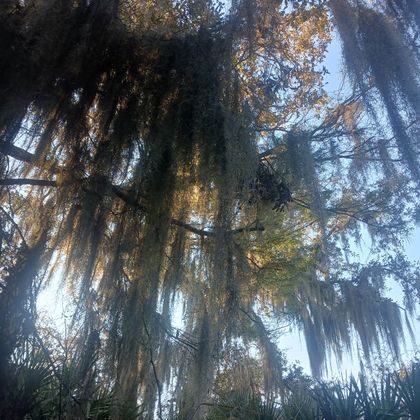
[0,206,28,249]
[0,142,34,163]
[0,176,264,237]
[0,178,57,187]
[142,319,163,420]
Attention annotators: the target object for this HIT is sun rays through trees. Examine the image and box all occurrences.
[1,0,420,418]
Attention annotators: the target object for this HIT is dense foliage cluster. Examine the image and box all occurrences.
[208,361,420,419]
[0,0,419,418]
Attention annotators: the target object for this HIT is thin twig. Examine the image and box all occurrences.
[142,319,163,420]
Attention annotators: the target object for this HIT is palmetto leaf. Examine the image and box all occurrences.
[396,363,420,419]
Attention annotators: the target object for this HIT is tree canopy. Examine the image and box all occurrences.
[0,0,420,418]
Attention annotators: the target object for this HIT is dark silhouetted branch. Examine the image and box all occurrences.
[0,178,57,187]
